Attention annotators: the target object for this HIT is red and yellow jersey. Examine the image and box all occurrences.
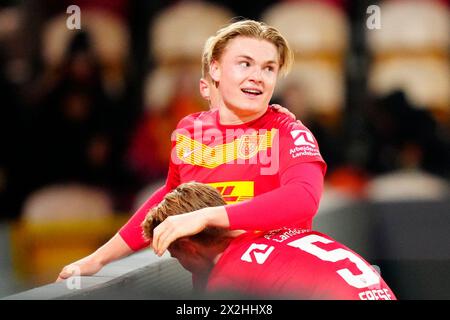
[120,106,326,250]
[168,106,324,192]
[207,229,397,300]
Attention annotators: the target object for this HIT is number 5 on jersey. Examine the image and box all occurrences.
[287,234,380,289]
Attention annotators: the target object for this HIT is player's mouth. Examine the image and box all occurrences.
[241,88,263,97]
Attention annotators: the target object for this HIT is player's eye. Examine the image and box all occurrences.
[265,66,275,72]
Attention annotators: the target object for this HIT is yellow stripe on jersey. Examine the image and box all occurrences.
[176,129,277,168]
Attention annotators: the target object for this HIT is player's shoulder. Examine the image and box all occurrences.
[301,231,352,250]
[265,111,318,148]
[266,107,309,132]
[176,109,216,129]
[303,230,336,241]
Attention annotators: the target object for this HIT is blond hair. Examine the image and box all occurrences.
[142,182,228,245]
[201,19,294,79]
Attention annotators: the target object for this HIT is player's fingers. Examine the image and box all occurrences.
[152,226,163,254]
[56,268,73,282]
[271,104,281,110]
[153,222,171,256]
[285,109,295,119]
[155,226,175,256]
[157,230,179,257]
[156,237,167,257]
[271,104,296,120]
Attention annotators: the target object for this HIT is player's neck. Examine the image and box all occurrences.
[218,105,267,125]
[211,233,241,264]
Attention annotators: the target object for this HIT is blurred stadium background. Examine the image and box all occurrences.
[0,0,449,299]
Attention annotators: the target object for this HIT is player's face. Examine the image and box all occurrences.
[210,36,280,118]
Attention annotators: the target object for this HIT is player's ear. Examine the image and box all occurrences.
[209,60,221,83]
[178,238,200,255]
[199,78,210,101]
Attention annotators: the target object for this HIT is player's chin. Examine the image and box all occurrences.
[236,101,268,115]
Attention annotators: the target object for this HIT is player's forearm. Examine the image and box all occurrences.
[201,206,230,228]
[90,233,134,266]
[226,183,318,230]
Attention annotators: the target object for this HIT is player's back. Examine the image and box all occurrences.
[207,229,397,300]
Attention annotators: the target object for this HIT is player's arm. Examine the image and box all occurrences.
[56,184,171,281]
[57,138,181,280]
[56,233,134,281]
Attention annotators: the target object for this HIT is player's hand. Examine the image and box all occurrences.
[152,210,208,257]
[55,255,104,282]
[271,104,296,120]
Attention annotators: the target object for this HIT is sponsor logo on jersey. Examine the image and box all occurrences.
[289,129,321,159]
[290,130,316,147]
[207,181,254,204]
[241,243,275,264]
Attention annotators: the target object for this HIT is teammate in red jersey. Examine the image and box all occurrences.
[57,19,326,281]
[143,182,397,300]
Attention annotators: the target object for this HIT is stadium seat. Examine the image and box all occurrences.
[149,2,232,66]
[368,57,450,116]
[10,184,128,285]
[262,1,349,120]
[143,64,204,112]
[366,169,450,202]
[366,0,449,54]
[41,10,130,95]
[144,2,232,114]
[366,0,449,119]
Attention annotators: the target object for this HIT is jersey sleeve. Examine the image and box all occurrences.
[118,140,181,251]
[118,184,169,250]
